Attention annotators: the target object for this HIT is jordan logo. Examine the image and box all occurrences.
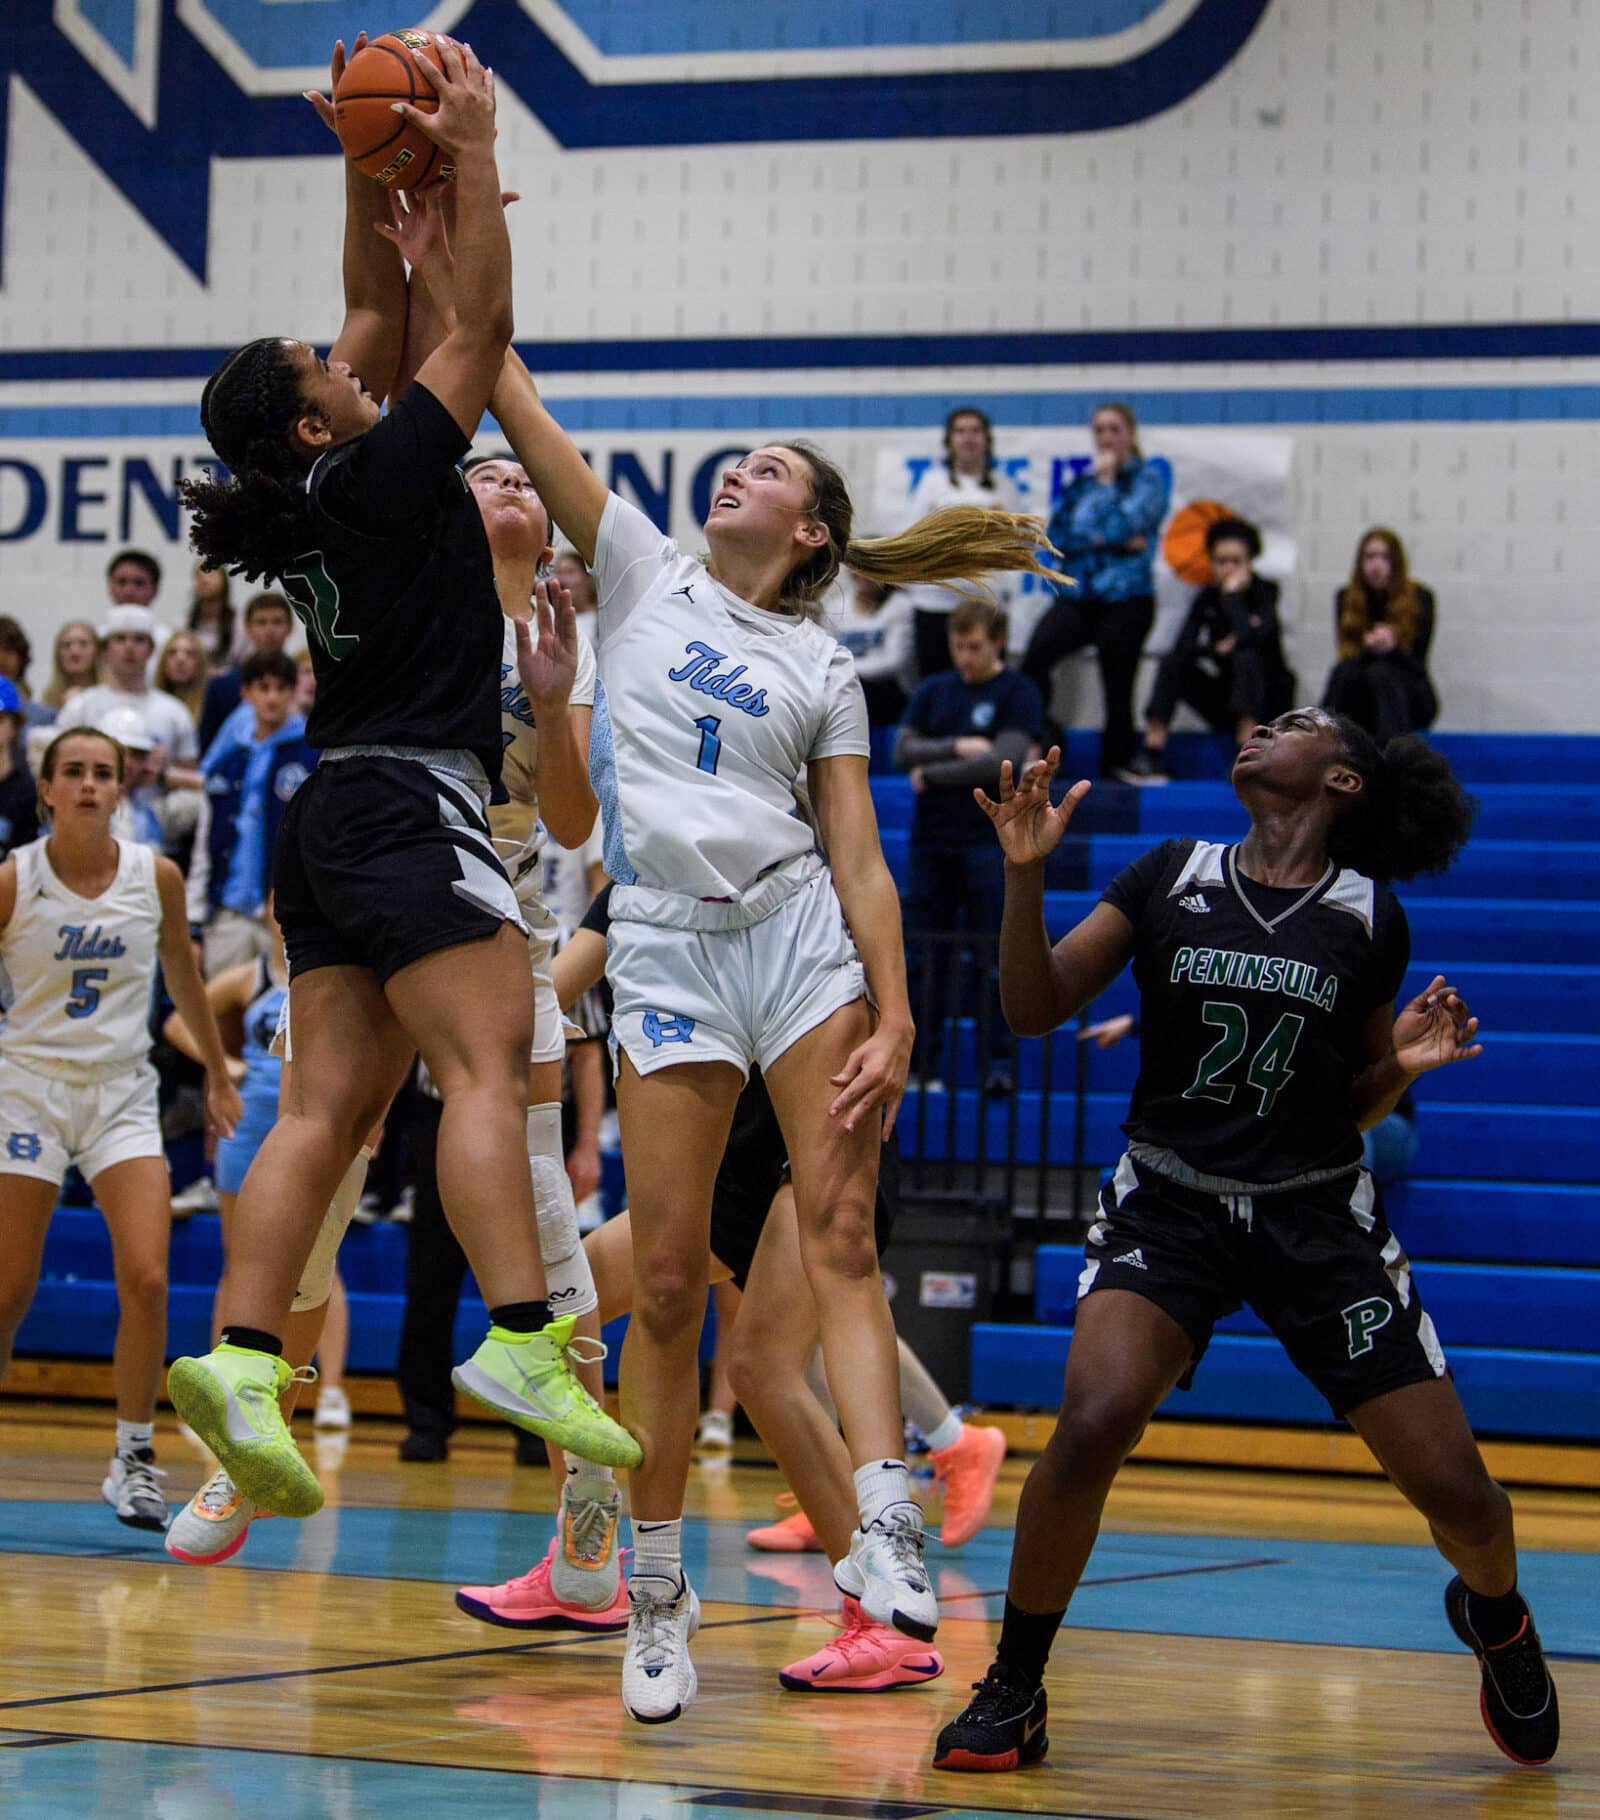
[671,584,696,603]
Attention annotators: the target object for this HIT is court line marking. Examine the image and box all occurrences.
[0,1557,1282,1715]
[0,1723,1165,1819]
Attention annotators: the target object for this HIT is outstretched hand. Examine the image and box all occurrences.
[303,34,364,135]
[1391,975,1482,1076]
[514,578,580,710]
[974,747,1091,866]
[396,38,497,158]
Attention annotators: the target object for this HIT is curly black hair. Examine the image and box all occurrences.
[1327,717,1477,883]
[178,339,316,584]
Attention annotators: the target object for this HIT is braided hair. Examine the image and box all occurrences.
[1326,716,1476,883]
[179,339,317,584]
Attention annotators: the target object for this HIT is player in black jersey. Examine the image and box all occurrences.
[935,709,1559,1774]
[167,37,637,1522]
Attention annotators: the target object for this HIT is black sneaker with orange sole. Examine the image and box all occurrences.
[1445,1575,1560,1765]
[932,1666,1048,1772]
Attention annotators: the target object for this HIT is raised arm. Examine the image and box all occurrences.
[305,37,408,398]
[390,42,513,436]
[978,753,1134,1035]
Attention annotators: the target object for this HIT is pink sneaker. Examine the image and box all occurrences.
[931,1423,1008,1547]
[456,1538,630,1632]
[747,1493,825,1554]
[779,1597,945,1692]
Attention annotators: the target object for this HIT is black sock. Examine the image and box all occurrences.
[995,1596,1065,1689]
[220,1326,282,1357]
[490,1300,552,1334]
[1466,1582,1527,1648]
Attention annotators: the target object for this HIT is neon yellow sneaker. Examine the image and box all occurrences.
[452,1315,643,1470]
[167,1345,323,1518]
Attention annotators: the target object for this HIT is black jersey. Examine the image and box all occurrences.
[284,383,502,782]
[1101,838,1410,1184]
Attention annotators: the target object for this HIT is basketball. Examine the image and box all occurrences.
[1161,497,1234,586]
[333,29,454,192]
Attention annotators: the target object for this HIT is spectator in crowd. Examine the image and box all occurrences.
[896,600,1043,1093]
[1022,401,1171,777]
[96,708,169,850]
[0,679,39,860]
[41,620,100,713]
[155,630,208,730]
[1127,516,1295,783]
[293,654,317,717]
[836,573,913,728]
[186,562,237,672]
[54,606,199,767]
[899,407,1021,681]
[1322,527,1439,743]
[105,547,162,610]
[0,617,55,730]
[186,651,313,976]
[553,548,599,648]
[197,592,296,755]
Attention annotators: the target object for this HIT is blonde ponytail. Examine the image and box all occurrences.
[780,438,1067,611]
[843,505,1066,596]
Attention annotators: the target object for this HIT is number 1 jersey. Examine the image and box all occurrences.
[591,493,869,917]
[1103,839,1410,1184]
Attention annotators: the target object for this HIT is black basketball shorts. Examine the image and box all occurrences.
[709,1087,898,1291]
[273,755,526,985]
[1079,1152,1448,1420]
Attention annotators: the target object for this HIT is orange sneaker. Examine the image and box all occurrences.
[456,1538,630,1632]
[779,1597,945,1692]
[747,1493,825,1554]
[930,1423,1007,1547]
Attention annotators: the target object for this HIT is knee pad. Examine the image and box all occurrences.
[291,1145,371,1313]
[527,1102,598,1319]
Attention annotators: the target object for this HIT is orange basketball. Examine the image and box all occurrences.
[333,29,455,192]
[1161,498,1234,587]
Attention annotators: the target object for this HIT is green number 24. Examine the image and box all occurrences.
[1183,1001,1305,1118]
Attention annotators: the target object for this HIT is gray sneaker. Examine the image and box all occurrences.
[549,1480,623,1611]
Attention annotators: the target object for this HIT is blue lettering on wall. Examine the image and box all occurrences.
[59,457,110,542]
[691,447,751,529]
[0,461,48,542]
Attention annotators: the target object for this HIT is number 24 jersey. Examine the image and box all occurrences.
[1103,839,1410,1184]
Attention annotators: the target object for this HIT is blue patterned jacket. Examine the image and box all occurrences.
[1046,458,1171,603]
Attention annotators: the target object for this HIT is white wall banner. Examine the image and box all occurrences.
[873,427,1296,659]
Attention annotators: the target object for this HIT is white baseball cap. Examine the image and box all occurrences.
[99,605,158,642]
[96,705,157,753]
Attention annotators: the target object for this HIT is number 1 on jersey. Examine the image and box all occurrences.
[693,715,723,776]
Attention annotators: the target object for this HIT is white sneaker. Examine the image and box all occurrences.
[102,1450,168,1531]
[170,1175,218,1217]
[621,1574,701,1724]
[314,1386,352,1430]
[166,1467,257,1565]
[550,1480,623,1611]
[696,1408,734,1452]
[833,1502,938,1641]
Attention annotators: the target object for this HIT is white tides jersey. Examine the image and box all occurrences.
[592,493,870,920]
[488,612,598,902]
[0,838,160,1077]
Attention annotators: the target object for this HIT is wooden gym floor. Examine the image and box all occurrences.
[0,1400,1594,1819]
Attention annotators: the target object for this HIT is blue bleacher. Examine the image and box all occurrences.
[15,730,1600,1443]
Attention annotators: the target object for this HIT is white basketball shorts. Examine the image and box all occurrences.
[608,870,868,1081]
[0,1056,164,1186]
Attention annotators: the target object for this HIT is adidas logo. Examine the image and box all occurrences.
[1178,892,1211,914]
[1112,1248,1148,1269]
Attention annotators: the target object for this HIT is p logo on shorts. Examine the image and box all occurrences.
[642,1011,695,1047]
[1342,1296,1393,1359]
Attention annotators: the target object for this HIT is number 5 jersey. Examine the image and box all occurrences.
[0,837,161,1075]
[1103,838,1411,1185]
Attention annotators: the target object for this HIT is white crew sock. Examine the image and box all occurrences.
[115,1419,153,1458]
[630,1516,683,1589]
[567,1460,617,1504]
[854,1458,915,1530]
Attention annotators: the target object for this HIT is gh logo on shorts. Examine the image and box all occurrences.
[1342,1296,1393,1359]
[642,1011,695,1047]
[6,1132,42,1161]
